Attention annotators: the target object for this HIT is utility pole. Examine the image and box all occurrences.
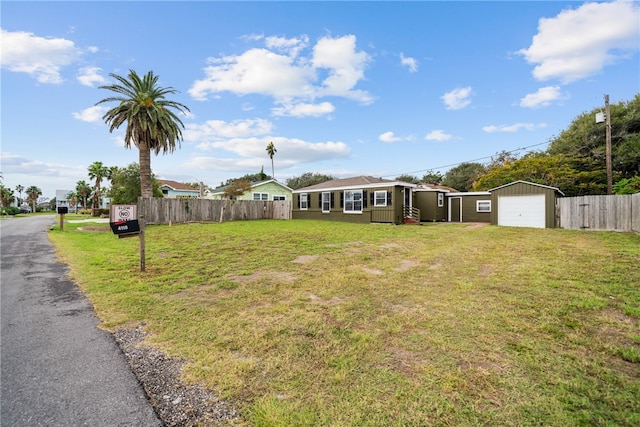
[604,94,612,195]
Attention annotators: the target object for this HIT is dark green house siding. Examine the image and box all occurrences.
[446,193,492,223]
[415,191,447,222]
[292,186,406,224]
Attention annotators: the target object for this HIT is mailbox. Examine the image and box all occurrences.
[57,206,68,214]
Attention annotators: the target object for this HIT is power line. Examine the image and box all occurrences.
[382,140,551,179]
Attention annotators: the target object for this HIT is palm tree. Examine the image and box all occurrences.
[88,161,109,209]
[15,184,24,205]
[96,70,190,198]
[75,180,92,209]
[266,141,277,180]
[26,185,42,213]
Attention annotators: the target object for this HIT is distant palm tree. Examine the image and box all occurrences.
[26,185,42,213]
[75,180,92,209]
[15,184,24,205]
[88,161,109,209]
[266,141,277,179]
[97,70,190,198]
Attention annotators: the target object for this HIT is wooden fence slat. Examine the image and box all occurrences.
[138,199,292,225]
[557,194,637,232]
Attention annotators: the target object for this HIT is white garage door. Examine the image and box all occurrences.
[498,194,546,228]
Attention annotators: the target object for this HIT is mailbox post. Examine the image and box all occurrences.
[109,204,145,272]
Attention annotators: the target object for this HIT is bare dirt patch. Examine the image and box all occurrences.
[77,226,109,232]
[466,223,490,230]
[362,267,384,276]
[395,259,418,272]
[229,270,297,283]
[291,255,319,264]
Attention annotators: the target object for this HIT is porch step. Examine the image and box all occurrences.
[403,217,422,225]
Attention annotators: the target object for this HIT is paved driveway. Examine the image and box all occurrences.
[1,215,160,426]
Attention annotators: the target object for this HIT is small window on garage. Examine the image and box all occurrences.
[476,200,491,212]
[438,193,444,207]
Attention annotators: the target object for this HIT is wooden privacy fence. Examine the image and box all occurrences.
[138,198,292,225]
[556,193,639,232]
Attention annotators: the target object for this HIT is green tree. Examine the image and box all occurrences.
[266,141,277,180]
[109,163,163,204]
[97,70,190,198]
[15,184,24,205]
[395,174,420,184]
[613,176,640,194]
[26,185,42,213]
[75,180,92,209]
[442,162,486,191]
[88,161,109,209]
[421,170,443,185]
[285,172,335,190]
[0,184,15,209]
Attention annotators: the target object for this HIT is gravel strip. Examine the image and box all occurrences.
[114,324,243,426]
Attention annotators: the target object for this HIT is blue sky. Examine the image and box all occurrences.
[1,1,639,200]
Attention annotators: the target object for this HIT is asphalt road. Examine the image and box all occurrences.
[1,215,161,426]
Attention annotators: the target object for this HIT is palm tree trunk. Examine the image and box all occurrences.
[139,142,153,198]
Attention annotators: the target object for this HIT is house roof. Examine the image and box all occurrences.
[210,179,292,195]
[488,180,565,196]
[157,179,199,191]
[414,183,459,193]
[293,176,416,193]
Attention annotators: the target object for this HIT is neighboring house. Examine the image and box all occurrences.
[158,180,201,198]
[292,176,416,224]
[209,179,293,201]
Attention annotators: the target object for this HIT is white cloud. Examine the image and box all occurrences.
[519,86,564,108]
[0,29,81,84]
[379,131,416,143]
[400,53,418,73]
[482,122,547,133]
[272,102,335,117]
[77,66,107,87]
[518,1,640,83]
[379,131,402,143]
[425,130,453,141]
[72,105,108,122]
[441,87,472,110]
[184,118,273,142]
[189,34,373,108]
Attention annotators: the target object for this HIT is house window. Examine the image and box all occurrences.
[374,191,387,207]
[253,193,269,201]
[438,193,444,207]
[322,192,331,213]
[273,195,286,201]
[344,190,363,213]
[300,193,308,210]
[477,200,491,212]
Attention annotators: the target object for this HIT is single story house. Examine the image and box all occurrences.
[158,180,202,198]
[209,179,293,201]
[292,176,416,224]
[446,191,493,223]
[489,180,564,228]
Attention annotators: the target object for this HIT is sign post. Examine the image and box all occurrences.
[110,204,144,272]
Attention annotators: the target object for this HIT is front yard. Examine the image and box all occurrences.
[49,219,640,426]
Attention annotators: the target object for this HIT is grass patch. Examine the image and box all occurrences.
[49,220,640,426]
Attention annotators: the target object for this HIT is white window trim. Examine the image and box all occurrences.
[300,193,308,210]
[253,192,269,201]
[476,200,491,212]
[374,190,387,207]
[272,195,286,201]
[321,192,331,213]
[438,193,444,207]
[344,190,363,214]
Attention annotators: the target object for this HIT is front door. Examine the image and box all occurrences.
[404,188,412,216]
[449,197,462,222]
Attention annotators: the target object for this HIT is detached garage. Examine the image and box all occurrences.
[489,181,564,228]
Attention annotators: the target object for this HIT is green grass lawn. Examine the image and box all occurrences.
[48,219,640,426]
